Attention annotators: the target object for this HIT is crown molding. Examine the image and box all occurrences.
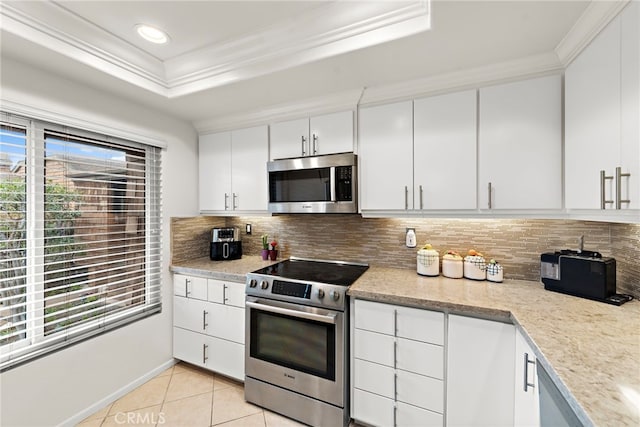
[359,52,564,107]
[555,0,630,67]
[1,0,429,99]
[165,1,430,98]
[194,88,365,134]
[0,2,168,95]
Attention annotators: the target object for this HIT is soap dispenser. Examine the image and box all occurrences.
[405,228,417,248]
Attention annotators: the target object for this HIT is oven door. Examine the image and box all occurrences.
[245,296,345,407]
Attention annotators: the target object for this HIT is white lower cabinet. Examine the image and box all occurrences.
[514,329,540,427]
[352,300,445,427]
[172,274,245,381]
[446,314,515,427]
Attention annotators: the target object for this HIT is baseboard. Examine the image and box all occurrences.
[58,359,177,427]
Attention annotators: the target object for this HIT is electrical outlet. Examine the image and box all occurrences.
[246,223,252,235]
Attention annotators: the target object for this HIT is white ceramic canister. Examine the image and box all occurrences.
[442,254,463,279]
[486,262,504,282]
[463,255,487,280]
[417,248,439,276]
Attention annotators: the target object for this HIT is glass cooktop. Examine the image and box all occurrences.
[251,257,369,287]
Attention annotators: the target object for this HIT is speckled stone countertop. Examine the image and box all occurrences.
[169,257,640,427]
[348,267,640,427]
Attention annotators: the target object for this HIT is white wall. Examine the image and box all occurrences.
[0,57,199,426]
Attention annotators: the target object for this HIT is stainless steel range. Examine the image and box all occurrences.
[245,257,368,427]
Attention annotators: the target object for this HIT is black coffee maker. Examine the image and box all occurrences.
[210,227,242,260]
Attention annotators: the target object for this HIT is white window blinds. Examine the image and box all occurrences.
[0,114,162,371]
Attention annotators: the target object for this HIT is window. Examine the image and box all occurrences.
[0,114,162,370]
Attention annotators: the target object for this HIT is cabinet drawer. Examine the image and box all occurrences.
[207,279,245,308]
[354,358,395,399]
[397,337,444,380]
[397,369,444,414]
[173,327,207,368]
[354,329,395,367]
[224,281,246,308]
[396,306,444,345]
[354,300,395,335]
[174,274,207,300]
[353,388,394,427]
[397,401,443,427]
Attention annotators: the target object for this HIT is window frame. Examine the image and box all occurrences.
[0,113,162,371]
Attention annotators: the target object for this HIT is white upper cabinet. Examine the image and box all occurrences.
[359,100,414,210]
[479,75,562,210]
[414,90,477,210]
[270,110,353,160]
[566,1,639,216]
[198,125,268,213]
[199,131,232,212]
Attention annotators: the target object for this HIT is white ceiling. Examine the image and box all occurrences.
[0,1,624,128]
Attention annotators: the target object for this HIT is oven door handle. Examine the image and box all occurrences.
[246,301,337,324]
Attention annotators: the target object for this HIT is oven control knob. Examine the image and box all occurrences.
[249,279,258,288]
[260,280,269,290]
[316,288,325,299]
[329,290,340,301]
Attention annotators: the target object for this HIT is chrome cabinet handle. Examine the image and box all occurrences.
[600,170,614,209]
[185,278,191,296]
[203,310,208,330]
[312,134,318,155]
[232,193,238,210]
[393,403,397,427]
[523,352,536,392]
[488,182,492,209]
[223,284,228,303]
[203,344,208,364]
[224,193,229,210]
[301,136,307,156]
[419,185,424,210]
[616,167,631,209]
[404,186,409,210]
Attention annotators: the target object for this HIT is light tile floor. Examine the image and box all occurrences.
[78,362,306,427]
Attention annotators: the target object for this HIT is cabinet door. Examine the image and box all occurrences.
[270,117,309,160]
[514,330,540,427]
[414,90,477,210]
[353,388,395,427]
[174,297,210,334]
[621,1,640,210]
[565,17,621,209]
[359,101,414,210]
[208,304,244,344]
[479,75,562,209]
[173,327,207,369]
[199,132,232,211]
[231,125,269,211]
[447,315,515,427]
[207,335,244,381]
[397,402,443,427]
[224,281,246,308]
[309,110,353,156]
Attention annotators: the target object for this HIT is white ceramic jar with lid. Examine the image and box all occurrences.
[442,251,463,278]
[417,244,439,276]
[463,250,487,280]
[486,260,503,282]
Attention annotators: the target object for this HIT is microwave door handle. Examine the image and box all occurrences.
[330,167,337,202]
[246,301,337,324]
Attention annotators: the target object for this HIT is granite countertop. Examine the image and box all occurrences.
[348,267,640,427]
[169,257,640,427]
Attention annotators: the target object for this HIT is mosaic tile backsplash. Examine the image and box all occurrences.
[171,215,639,298]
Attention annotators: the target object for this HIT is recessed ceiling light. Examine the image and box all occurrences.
[135,24,170,44]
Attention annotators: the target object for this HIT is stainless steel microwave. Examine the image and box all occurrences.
[267,152,358,214]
